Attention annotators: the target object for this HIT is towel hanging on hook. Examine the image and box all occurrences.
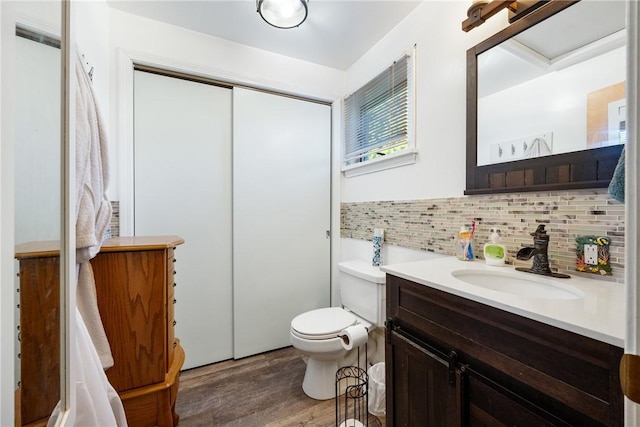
[81,53,94,82]
[608,146,625,202]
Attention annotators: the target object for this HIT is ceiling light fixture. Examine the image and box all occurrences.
[257,0,309,29]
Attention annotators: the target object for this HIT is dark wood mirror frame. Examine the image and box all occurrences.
[465,0,625,195]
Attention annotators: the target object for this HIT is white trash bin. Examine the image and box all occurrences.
[367,362,385,417]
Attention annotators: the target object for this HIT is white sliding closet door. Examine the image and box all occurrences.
[233,88,331,359]
[134,71,233,369]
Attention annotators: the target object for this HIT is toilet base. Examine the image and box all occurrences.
[302,358,339,400]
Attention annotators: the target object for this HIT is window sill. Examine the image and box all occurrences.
[342,148,418,178]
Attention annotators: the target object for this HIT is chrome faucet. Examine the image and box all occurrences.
[516,225,570,279]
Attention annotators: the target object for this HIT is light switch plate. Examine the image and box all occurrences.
[584,244,598,265]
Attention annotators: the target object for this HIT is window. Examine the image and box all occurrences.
[343,51,416,176]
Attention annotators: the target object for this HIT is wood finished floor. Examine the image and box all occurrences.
[175,346,385,427]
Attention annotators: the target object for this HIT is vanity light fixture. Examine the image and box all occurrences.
[462,0,542,32]
[257,0,309,29]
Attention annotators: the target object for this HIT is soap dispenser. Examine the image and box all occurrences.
[484,228,506,266]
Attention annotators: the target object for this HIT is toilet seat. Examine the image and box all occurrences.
[291,307,356,340]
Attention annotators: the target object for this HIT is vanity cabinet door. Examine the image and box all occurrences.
[465,368,566,427]
[386,328,463,426]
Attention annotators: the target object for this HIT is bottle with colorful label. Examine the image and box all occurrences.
[457,225,474,261]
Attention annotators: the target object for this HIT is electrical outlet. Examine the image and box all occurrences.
[584,244,598,265]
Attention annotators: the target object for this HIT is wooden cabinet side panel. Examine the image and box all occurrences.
[19,257,60,425]
[92,250,168,391]
[167,250,176,367]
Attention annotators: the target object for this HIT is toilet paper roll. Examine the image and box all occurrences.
[339,324,368,350]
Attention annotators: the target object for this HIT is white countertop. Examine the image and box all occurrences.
[381,256,625,347]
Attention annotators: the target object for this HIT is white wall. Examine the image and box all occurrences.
[75,1,110,132]
[107,7,346,305]
[108,8,344,203]
[105,2,513,270]
[106,2,510,205]
[337,1,513,272]
[341,1,510,203]
[341,237,444,267]
[109,8,342,99]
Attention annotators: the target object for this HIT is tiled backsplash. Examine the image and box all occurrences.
[110,201,120,237]
[341,189,625,282]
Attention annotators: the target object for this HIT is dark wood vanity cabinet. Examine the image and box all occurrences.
[385,275,624,426]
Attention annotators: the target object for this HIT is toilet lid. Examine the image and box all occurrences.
[291,307,357,339]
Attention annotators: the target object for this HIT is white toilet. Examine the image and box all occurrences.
[289,259,386,400]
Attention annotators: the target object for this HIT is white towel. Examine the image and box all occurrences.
[46,308,127,427]
[77,262,114,369]
[56,51,127,426]
[524,137,552,158]
[75,51,112,264]
[74,50,114,370]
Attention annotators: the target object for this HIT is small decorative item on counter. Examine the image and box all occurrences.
[575,236,611,275]
[484,228,506,266]
[372,228,384,266]
[457,222,475,261]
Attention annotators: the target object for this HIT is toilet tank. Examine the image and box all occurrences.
[338,260,386,326]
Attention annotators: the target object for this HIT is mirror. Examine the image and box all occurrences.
[13,2,62,424]
[466,0,626,194]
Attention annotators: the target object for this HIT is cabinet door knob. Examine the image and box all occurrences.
[173,298,177,304]
[173,282,177,288]
[173,320,177,326]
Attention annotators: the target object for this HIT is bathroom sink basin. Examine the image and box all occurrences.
[451,269,584,300]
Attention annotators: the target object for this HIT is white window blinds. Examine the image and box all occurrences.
[343,53,414,167]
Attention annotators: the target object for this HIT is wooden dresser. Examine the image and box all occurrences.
[15,235,185,427]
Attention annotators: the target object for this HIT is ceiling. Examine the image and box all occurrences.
[107,0,423,70]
